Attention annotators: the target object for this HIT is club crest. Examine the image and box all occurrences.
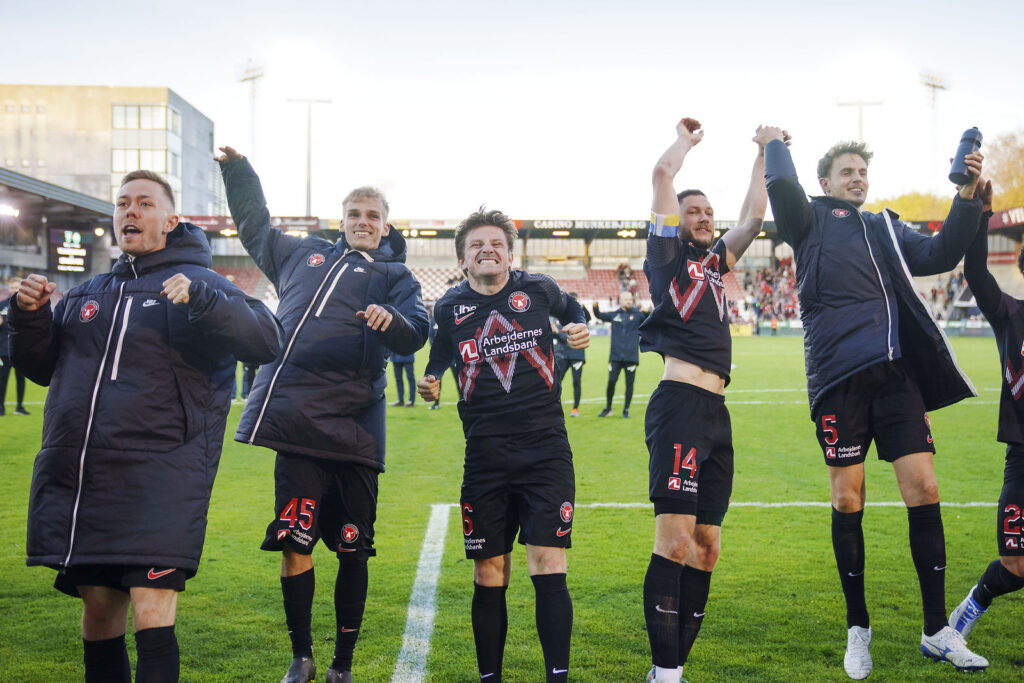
[80,300,100,323]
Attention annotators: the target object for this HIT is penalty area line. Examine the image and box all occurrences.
[391,503,450,683]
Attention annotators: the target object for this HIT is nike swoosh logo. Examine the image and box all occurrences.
[147,568,175,580]
[552,668,568,674]
[340,627,359,633]
[693,611,705,618]
[654,605,678,614]
[933,565,946,571]
[481,674,495,679]
[847,570,864,577]
[455,313,472,324]
[143,300,159,307]
[556,527,571,537]
[339,548,357,552]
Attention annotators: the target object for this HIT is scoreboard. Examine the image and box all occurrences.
[48,228,92,273]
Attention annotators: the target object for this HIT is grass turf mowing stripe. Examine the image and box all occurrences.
[392,503,450,683]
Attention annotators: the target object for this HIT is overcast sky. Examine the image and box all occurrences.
[5,0,1022,220]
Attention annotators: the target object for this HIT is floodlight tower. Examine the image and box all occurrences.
[921,72,948,193]
[837,99,883,142]
[238,58,265,163]
[287,98,332,216]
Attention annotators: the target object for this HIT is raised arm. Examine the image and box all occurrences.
[9,274,62,385]
[648,118,703,267]
[216,146,300,283]
[961,178,1003,319]
[720,126,787,268]
[763,133,814,245]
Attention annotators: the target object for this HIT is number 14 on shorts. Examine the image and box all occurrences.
[668,443,697,491]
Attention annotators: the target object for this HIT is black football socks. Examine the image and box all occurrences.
[973,559,1024,608]
[281,568,315,658]
[532,573,572,682]
[644,553,683,669]
[83,634,130,683]
[331,560,368,672]
[907,503,947,636]
[134,626,179,683]
[471,583,508,681]
[831,507,869,628]
[678,565,711,667]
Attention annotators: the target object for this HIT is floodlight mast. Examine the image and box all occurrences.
[287,98,331,216]
[238,58,265,164]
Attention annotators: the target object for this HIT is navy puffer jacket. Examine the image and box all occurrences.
[765,140,980,417]
[10,223,283,573]
[222,158,429,470]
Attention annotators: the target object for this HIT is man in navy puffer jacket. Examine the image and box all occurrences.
[764,131,987,677]
[10,170,283,682]
[217,146,428,683]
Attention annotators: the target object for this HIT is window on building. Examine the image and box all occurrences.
[124,149,139,170]
[139,149,166,172]
[168,151,180,178]
[21,105,30,113]
[124,105,139,129]
[36,105,45,114]
[21,159,30,167]
[113,105,125,129]
[140,105,152,130]
[169,109,180,135]
[151,105,166,130]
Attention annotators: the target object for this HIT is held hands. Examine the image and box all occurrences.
[161,274,193,304]
[973,175,994,210]
[753,125,790,151]
[16,274,56,311]
[213,146,245,164]
[357,304,393,331]
[563,322,590,350]
[956,151,985,200]
[676,117,704,149]
[417,375,440,401]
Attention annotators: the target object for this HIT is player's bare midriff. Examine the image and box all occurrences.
[663,355,726,395]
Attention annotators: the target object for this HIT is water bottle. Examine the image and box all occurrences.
[949,127,983,185]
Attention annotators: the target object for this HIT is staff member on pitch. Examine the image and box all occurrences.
[594,291,647,418]
[10,170,282,682]
[218,146,428,683]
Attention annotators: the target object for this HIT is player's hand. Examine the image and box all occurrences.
[16,274,56,311]
[357,304,393,331]
[956,151,984,199]
[417,374,440,401]
[161,274,193,304]
[676,117,704,148]
[973,176,994,209]
[563,323,590,350]
[214,146,245,164]
[753,125,790,150]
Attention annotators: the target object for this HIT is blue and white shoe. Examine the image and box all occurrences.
[920,626,988,671]
[843,626,872,680]
[949,585,987,639]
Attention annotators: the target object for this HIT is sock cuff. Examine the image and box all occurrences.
[998,561,1024,588]
[680,565,712,582]
[530,572,567,593]
[134,625,176,646]
[473,583,509,599]
[650,553,685,572]
[281,567,315,587]
[907,502,942,520]
[83,633,127,646]
[831,506,864,524]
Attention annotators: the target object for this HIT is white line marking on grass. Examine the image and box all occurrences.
[392,503,450,683]
[575,501,995,508]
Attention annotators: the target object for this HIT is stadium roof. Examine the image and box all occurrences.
[0,167,113,222]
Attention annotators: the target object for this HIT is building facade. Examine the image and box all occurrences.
[0,84,224,215]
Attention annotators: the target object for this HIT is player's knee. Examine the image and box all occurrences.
[657,532,693,564]
[282,547,314,576]
[831,490,863,513]
[473,557,507,586]
[1001,555,1024,578]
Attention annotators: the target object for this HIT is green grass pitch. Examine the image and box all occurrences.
[1,336,1022,681]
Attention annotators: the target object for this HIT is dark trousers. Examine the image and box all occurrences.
[393,362,416,403]
[0,356,26,408]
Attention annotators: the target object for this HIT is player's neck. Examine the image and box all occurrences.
[467,270,511,296]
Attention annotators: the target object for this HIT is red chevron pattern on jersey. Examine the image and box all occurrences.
[457,309,555,402]
[669,250,725,322]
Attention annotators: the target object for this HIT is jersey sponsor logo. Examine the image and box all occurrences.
[560,501,574,523]
[458,310,555,398]
[142,298,159,307]
[147,568,175,580]
[1007,537,1019,550]
[825,446,836,459]
[459,339,480,362]
[671,251,725,323]
[454,303,478,325]
[832,208,850,218]
[668,476,681,490]
[277,529,289,541]
[80,300,100,322]
[508,291,531,312]
[340,523,359,544]
[307,253,326,267]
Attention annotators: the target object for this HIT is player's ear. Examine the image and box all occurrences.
[819,177,830,195]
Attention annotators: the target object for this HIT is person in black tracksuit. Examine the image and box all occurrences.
[552,292,591,417]
[947,180,1024,658]
[390,351,416,406]
[0,278,30,415]
[764,130,987,676]
[10,171,282,682]
[217,147,428,683]
[593,290,647,418]
[418,208,589,683]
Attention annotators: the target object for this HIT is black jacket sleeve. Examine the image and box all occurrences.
[962,210,1003,320]
[9,297,63,386]
[899,194,983,276]
[764,140,814,246]
[186,278,284,363]
[375,267,429,356]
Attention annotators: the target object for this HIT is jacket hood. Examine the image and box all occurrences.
[336,223,408,264]
[112,222,213,277]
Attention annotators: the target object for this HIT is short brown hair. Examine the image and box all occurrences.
[343,186,389,218]
[676,189,706,204]
[817,141,873,179]
[455,207,517,262]
[120,170,175,206]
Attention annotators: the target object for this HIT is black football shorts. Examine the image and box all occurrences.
[998,447,1024,557]
[54,564,187,597]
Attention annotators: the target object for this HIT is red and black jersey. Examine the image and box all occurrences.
[639,220,732,383]
[426,270,586,438]
[964,213,1024,445]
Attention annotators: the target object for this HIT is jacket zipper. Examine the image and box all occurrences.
[63,281,128,567]
[109,296,134,380]
[315,263,350,317]
[247,256,347,444]
[858,210,894,360]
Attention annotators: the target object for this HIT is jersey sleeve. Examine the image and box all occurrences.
[646,212,682,269]
[963,210,1009,321]
[424,295,458,377]
[713,239,731,276]
[535,273,585,325]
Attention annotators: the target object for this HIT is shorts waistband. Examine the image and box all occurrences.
[656,379,725,402]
